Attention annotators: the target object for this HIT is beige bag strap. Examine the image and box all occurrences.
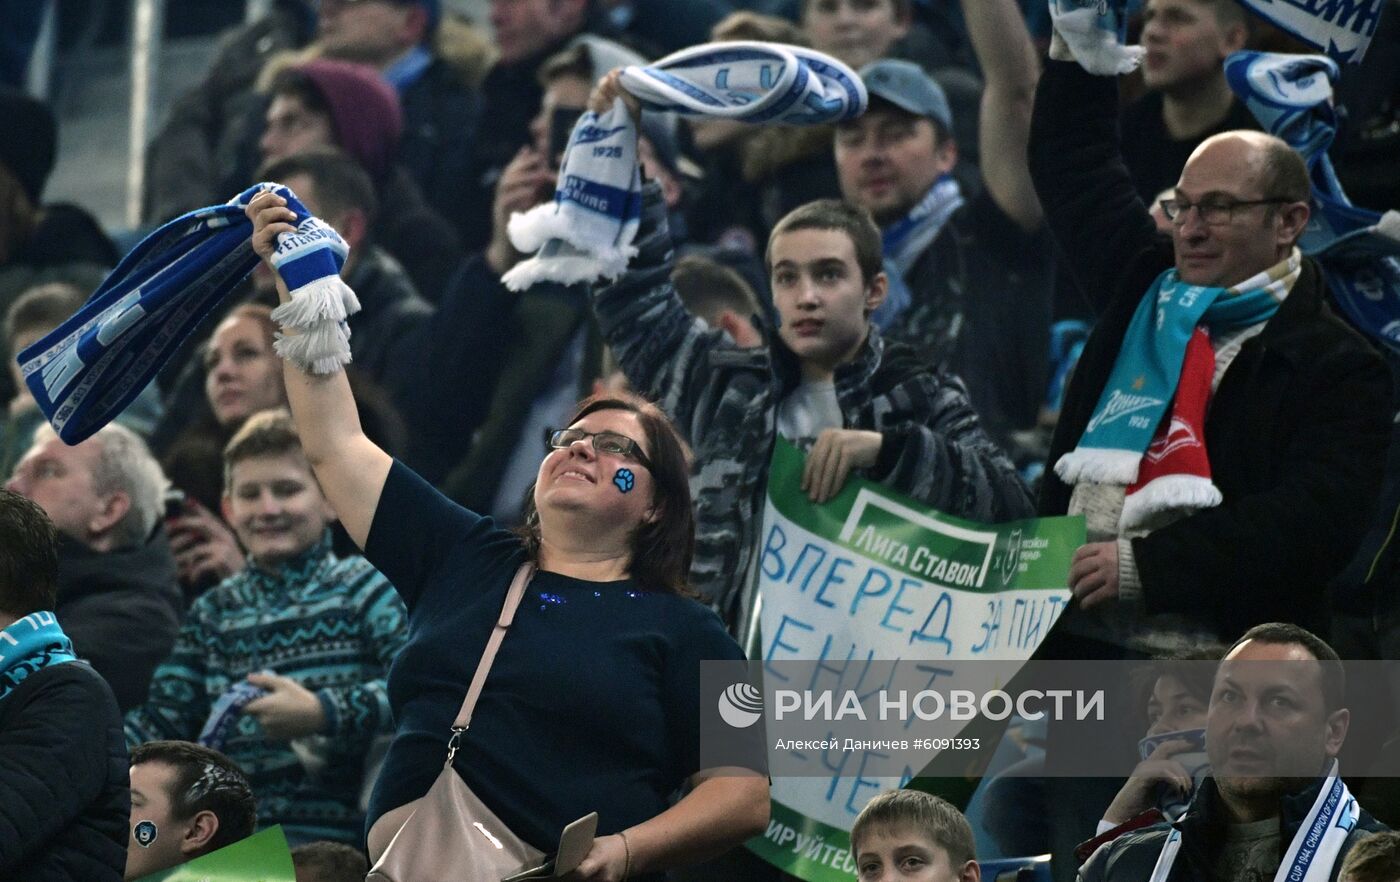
[445,563,534,762]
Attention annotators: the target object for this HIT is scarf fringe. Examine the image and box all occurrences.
[274,321,353,375]
[1119,474,1223,532]
[507,202,589,256]
[270,276,362,328]
[1050,4,1144,75]
[1054,448,1142,486]
[502,248,637,291]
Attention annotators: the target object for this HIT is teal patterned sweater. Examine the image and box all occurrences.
[124,534,407,844]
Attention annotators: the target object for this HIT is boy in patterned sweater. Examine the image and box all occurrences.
[125,409,407,845]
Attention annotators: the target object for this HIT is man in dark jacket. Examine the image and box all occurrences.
[1028,56,1392,659]
[833,0,1053,449]
[6,423,181,714]
[1080,623,1388,882]
[417,34,689,505]
[1118,0,1257,206]
[0,488,129,881]
[259,59,463,303]
[313,0,481,248]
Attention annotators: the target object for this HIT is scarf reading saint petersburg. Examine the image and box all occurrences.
[17,184,355,445]
[503,41,866,291]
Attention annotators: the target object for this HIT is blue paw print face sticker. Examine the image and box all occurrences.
[613,468,635,494]
[134,820,158,848]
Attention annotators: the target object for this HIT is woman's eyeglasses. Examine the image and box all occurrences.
[546,428,652,471]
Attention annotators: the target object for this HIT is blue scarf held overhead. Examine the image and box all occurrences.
[1232,0,1383,63]
[0,611,77,704]
[504,41,866,292]
[1056,259,1295,486]
[1226,50,1400,353]
[18,183,358,445]
[874,175,965,331]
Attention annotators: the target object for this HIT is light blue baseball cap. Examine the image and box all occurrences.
[858,59,954,132]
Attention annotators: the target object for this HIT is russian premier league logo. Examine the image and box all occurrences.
[999,529,1023,586]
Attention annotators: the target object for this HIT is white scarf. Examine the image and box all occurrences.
[1047,0,1143,76]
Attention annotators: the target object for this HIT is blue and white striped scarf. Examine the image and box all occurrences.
[1056,259,1294,485]
[17,183,357,444]
[1232,0,1383,63]
[1226,50,1400,353]
[504,41,866,291]
[874,174,964,331]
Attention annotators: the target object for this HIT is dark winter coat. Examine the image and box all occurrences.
[55,531,183,713]
[1079,776,1387,882]
[0,662,130,881]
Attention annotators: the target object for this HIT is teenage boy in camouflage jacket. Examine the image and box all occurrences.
[593,179,1033,633]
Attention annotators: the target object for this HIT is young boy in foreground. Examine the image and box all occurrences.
[850,789,981,882]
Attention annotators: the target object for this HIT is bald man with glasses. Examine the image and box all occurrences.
[1026,54,1392,663]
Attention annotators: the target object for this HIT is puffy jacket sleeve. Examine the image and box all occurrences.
[873,371,1036,523]
[314,562,409,741]
[124,600,214,746]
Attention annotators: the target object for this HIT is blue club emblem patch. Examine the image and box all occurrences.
[134,820,158,847]
[613,468,635,494]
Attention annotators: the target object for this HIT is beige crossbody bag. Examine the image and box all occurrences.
[367,564,598,881]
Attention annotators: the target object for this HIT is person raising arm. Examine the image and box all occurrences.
[243,190,770,880]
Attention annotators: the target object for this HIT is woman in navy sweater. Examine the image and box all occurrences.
[245,189,770,881]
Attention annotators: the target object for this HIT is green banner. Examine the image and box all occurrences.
[747,440,1083,878]
[133,826,295,882]
[747,799,858,882]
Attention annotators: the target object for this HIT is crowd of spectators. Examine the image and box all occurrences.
[1,0,1398,880]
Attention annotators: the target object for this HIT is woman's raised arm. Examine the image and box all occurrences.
[246,189,391,548]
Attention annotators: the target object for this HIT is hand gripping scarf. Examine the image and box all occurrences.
[17,183,357,444]
[503,41,866,292]
[1226,50,1400,354]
